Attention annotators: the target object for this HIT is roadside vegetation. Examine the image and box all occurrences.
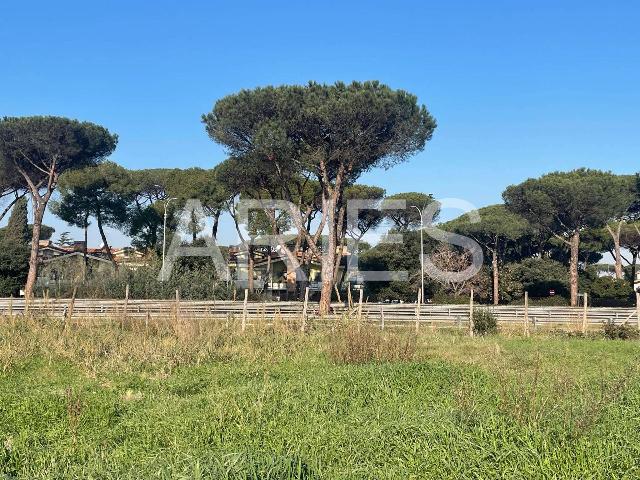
[1,315,639,479]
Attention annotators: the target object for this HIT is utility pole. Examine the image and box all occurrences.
[411,205,425,304]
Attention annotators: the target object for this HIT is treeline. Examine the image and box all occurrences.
[1,81,638,307]
[363,172,640,307]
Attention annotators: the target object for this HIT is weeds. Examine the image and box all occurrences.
[328,324,417,364]
[1,314,640,478]
[603,320,640,340]
[472,308,498,335]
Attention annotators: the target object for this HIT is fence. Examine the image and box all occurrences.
[1,297,638,330]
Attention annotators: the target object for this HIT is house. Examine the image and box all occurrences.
[37,251,115,289]
[35,240,148,289]
[228,245,350,299]
[595,264,617,279]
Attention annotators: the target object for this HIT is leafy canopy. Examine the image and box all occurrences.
[503,169,635,236]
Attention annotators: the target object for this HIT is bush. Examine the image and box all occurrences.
[603,321,640,340]
[501,258,569,301]
[431,293,471,304]
[329,325,416,364]
[590,277,634,307]
[473,309,497,335]
[37,254,235,300]
[509,295,569,307]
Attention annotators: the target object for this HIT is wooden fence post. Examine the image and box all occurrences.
[581,292,588,334]
[123,284,130,327]
[524,291,530,337]
[357,288,364,330]
[175,289,181,325]
[301,286,310,332]
[66,287,77,326]
[380,304,385,330]
[241,288,248,332]
[347,284,353,310]
[636,291,640,331]
[415,287,421,333]
[468,289,474,337]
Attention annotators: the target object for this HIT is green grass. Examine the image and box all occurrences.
[1,317,640,479]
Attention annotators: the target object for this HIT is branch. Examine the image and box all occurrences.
[0,191,26,223]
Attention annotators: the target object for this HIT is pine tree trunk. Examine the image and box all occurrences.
[569,231,580,307]
[491,249,499,305]
[97,212,117,269]
[613,236,623,279]
[248,246,255,292]
[319,195,338,315]
[212,210,220,240]
[607,223,623,279]
[24,203,45,298]
[83,220,88,280]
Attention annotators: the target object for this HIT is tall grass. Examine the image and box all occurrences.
[1,314,640,479]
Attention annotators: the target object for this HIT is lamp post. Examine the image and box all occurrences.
[161,197,177,281]
[411,205,425,303]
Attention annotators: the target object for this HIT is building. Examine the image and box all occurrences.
[35,240,148,289]
[228,245,350,299]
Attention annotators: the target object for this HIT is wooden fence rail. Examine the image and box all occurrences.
[0,298,638,328]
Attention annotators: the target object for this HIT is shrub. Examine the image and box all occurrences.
[473,309,497,335]
[509,295,569,307]
[501,258,569,301]
[603,321,640,340]
[329,325,416,364]
[590,277,634,307]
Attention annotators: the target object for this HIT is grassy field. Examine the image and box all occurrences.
[1,316,639,479]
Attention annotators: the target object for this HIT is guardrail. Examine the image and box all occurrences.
[0,298,638,328]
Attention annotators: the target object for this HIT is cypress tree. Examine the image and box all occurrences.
[4,196,29,244]
[0,197,30,295]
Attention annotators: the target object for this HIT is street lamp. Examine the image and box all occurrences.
[161,197,177,281]
[411,205,425,304]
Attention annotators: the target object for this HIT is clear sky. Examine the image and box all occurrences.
[1,1,638,246]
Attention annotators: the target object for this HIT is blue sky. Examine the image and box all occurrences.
[1,1,639,246]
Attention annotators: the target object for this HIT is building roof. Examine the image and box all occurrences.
[40,251,114,265]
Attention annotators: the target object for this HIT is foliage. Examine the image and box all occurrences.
[603,321,640,340]
[32,224,55,241]
[40,253,233,301]
[0,116,118,296]
[472,308,498,335]
[503,170,635,237]
[360,230,434,301]
[56,231,74,246]
[342,184,386,241]
[443,204,532,261]
[427,245,490,297]
[383,191,437,231]
[589,277,634,307]
[501,258,569,300]
[0,198,30,295]
[204,81,437,311]
[52,161,132,263]
[371,281,428,303]
[328,324,417,364]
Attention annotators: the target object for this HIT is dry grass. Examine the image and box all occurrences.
[1,313,640,478]
[328,323,417,364]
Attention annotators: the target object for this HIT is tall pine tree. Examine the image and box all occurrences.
[0,197,30,295]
